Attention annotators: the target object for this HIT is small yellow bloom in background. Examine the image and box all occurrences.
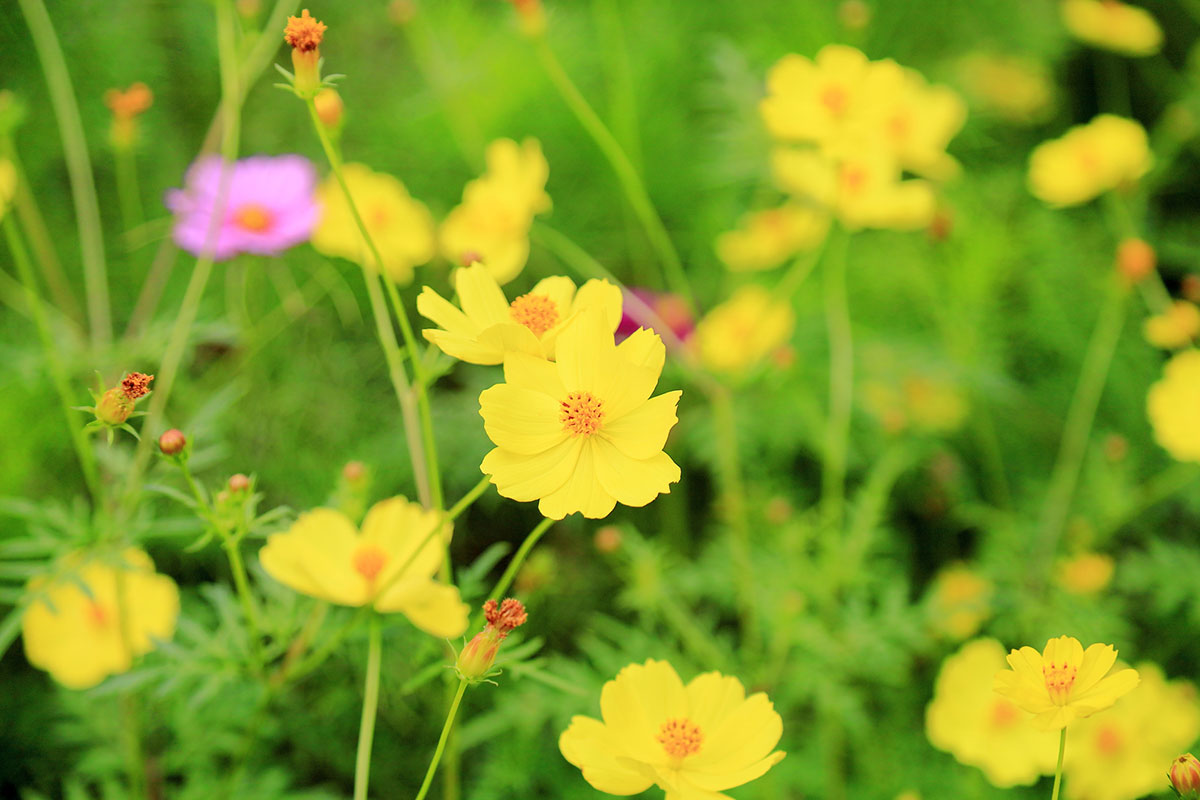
[417,261,621,364]
[1028,115,1152,207]
[1056,552,1115,595]
[861,63,967,181]
[1061,0,1163,57]
[0,158,16,220]
[259,496,468,637]
[994,635,1140,730]
[956,54,1055,125]
[1063,663,1200,800]
[926,639,1059,787]
[715,204,829,272]
[439,137,551,285]
[1144,300,1200,349]
[559,659,785,799]
[479,307,682,519]
[926,563,993,640]
[760,45,876,149]
[1147,349,1200,462]
[22,548,179,690]
[694,285,795,374]
[311,163,436,284]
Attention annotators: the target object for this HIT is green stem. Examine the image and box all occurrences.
[447,476,491,522]
[485,517,554,608]
[1035,280,1127,580]
[531,37,695,313]
[353,614,383,800]
[114,146,145,241]
[120,692,146,800]
[17,0,111,345]
[820,229,853,535]
[414,679,468,800]
[3,215,101,502]
[1050,727,1067,800]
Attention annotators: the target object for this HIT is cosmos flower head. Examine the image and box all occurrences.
[165,154,321,261]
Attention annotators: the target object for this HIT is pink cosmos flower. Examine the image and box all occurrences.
[165,154,320,261]
[616,287,695,346]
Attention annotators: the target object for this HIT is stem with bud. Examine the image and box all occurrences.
[413,679,468,800]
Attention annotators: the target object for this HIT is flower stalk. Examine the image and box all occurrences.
[354,613,383,800]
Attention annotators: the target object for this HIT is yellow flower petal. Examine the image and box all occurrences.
[503,351,567,397]
[600,660,690,765]
[537,441,618,519]
[481,437,584,503]
[559,716,657,795]
[376,578,468,638]
[359,497,446,585]
[601,391,682,460]
[480,383,571,455]
[592,439,681,508]
[454,262,510,329]
[260,508,363,606]
[417,286,477,337]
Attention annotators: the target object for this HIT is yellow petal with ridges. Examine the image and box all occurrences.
[600,660,689,765]
[481,437,583,502]
[685,692,783,773]
[422,329,505,365]
[417,286,477,336]
[592,439,680,508]
[537,441,617,519]
[360,497,446,587]
[454,261,510,327]
[601,391,681,460]
[480,383,570,455]
[559,716,656,796]
[503,351,567,397]
[259,508,363,606]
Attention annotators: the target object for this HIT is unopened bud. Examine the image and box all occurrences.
[158,428,187,456]
[503,0,546,37]
[838,0,872,31]
[1171,753,1200,799]
[1116,238,1156,284]
[96,387,135,425]
[314,88,344,132]
[104,83,153,150]
[594,525,622,554]
[1183,275,1200,304]
[285,9,327,97]
[456,598,527,683]
[343,461,367,483]
[229,473,251,493]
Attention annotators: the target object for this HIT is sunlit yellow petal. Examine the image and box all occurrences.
[592,439,681,508]
[481,437,584,503]
[480,384,571,455]
[560,716,656,796]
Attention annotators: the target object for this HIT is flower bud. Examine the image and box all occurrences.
[503,0,546,37]
[229,473,251,493]
[104,83,152,150]
[96,387,135,425]
[1116,237,1156,284]
[285,9,327,97]
[1171,753,1200,799]
[594,525,622,554]
[314,88,344,133]
[158,429,187,456]
[456,598,527,683]
[838,0,872,31]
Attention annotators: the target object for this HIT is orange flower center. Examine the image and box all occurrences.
[560,391,603,436]
[353,545,388,583]
[657,718,703,760]
[233,203,274,233]
[841,164,868,195]
[86,601,109,628]
[509,293,560,338]
[990,699,1019,728]
[1043,660,1078,704]
[370,204,391,229]
[820,85,849,116]
[1096,724,1123,756]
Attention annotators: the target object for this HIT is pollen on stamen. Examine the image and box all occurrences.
[560,391,604,436]
[285,9,327,52]
[1042,660,1078,704]
[121,372,155,399]
[657,718,703,760]
[509,293,560,338]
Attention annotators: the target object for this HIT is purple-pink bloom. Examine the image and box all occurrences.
[165,154,320,261]
[617,288,695,346]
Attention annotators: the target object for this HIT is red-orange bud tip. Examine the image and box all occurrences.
[229,473,251,492]
[594,525,623,554]
[121,372,155,400]
[483,597,528,636]
[284,9,326,51]
[158,429,187,456]
[343,460,366,482]
[104,83,153,120]
[1171,753,1200,799]
[1116,237,1156,284]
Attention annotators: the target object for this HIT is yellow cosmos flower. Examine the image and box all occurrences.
[0,158,16,220]
[993,635,1140,730]
[1144,300,1200,349]
[22,548,179,690]
[860,63,967,180]
[1147,349,1200,462]
[559,659,785,800]
[715,204,829,272]
[259,496,468,637]
[926,563,992,640]
[926,639,1059,787]
[1061,0,1163,57]
[417,261,622,364]
[1063,663,1200,800]
[957,54,1054,125]
[439,138,551,285]
[694,285,795,374]
[478,307,682,520]
[1056,552,1115,595]
[311,163,435,284]
[1028,115,1152,207]
[760,45,882,153]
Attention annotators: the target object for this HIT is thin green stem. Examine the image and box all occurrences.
[353,614,383,800]
[17,0,111,345]
[820,229,853,535]
[4,215,101,502]
[447,476,491,522]
[414,679,468,800]
[1035,280,1127,581]
[1050,727,1067,800]
[531,37,695,313]
[485,517,554,609]
[114,146,145,241]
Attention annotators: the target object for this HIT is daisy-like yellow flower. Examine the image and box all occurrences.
[22,548,179,690]
[957,54,1054,125]
[559,659,785,800]
[715,204,829,272]
[1028,115,1152,207]
[439,138,551,285]
[926,639,1059,787]
[417,261,622,364]
[861,63,967,180]
[926,563,992,641]
[694,285,795,374]
[1063,663,1200,800]
[1144,300,1200,349]
[1061,0,1163,57]
[311,163,436,284]
[478,307,682,520]
[993,635,1140,730]
[1147,349,1200,462]
[259,496,468,637]
[1056,552,1115,595]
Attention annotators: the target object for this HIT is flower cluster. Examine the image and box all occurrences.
[1028,115,1152,207]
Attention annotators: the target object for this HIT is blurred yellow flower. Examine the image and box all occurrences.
[1028,115,1152,207]
[926,563,992,640]
[1064,663,1200,800]
[439,138,551,285]
[861,63,966,180]
[866,374,969,436]
[926,638,1059,787]
[1061,0,1163,57]
[1147,349,1200,462]
[259,496,468,637]
[479,308,681,519]
[957,54,1054,124]
[1144,301,1200,349]
[417,261,621,364]
[760,45,879,154]
[994,635,1140,730]
[22,548,179,690]
[559,659,785,800]
[0,158,16,219]
[1056,552,1115,595]
[311,163,436,284]
[715,204,829,272]
[694,285,795,374]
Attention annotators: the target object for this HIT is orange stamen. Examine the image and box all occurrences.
[560,391,604,436]
[353,545,388,583]
[509,293,560,337]
[233,204,275,233]
[284,9,326,51]
[657,718,703,760]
